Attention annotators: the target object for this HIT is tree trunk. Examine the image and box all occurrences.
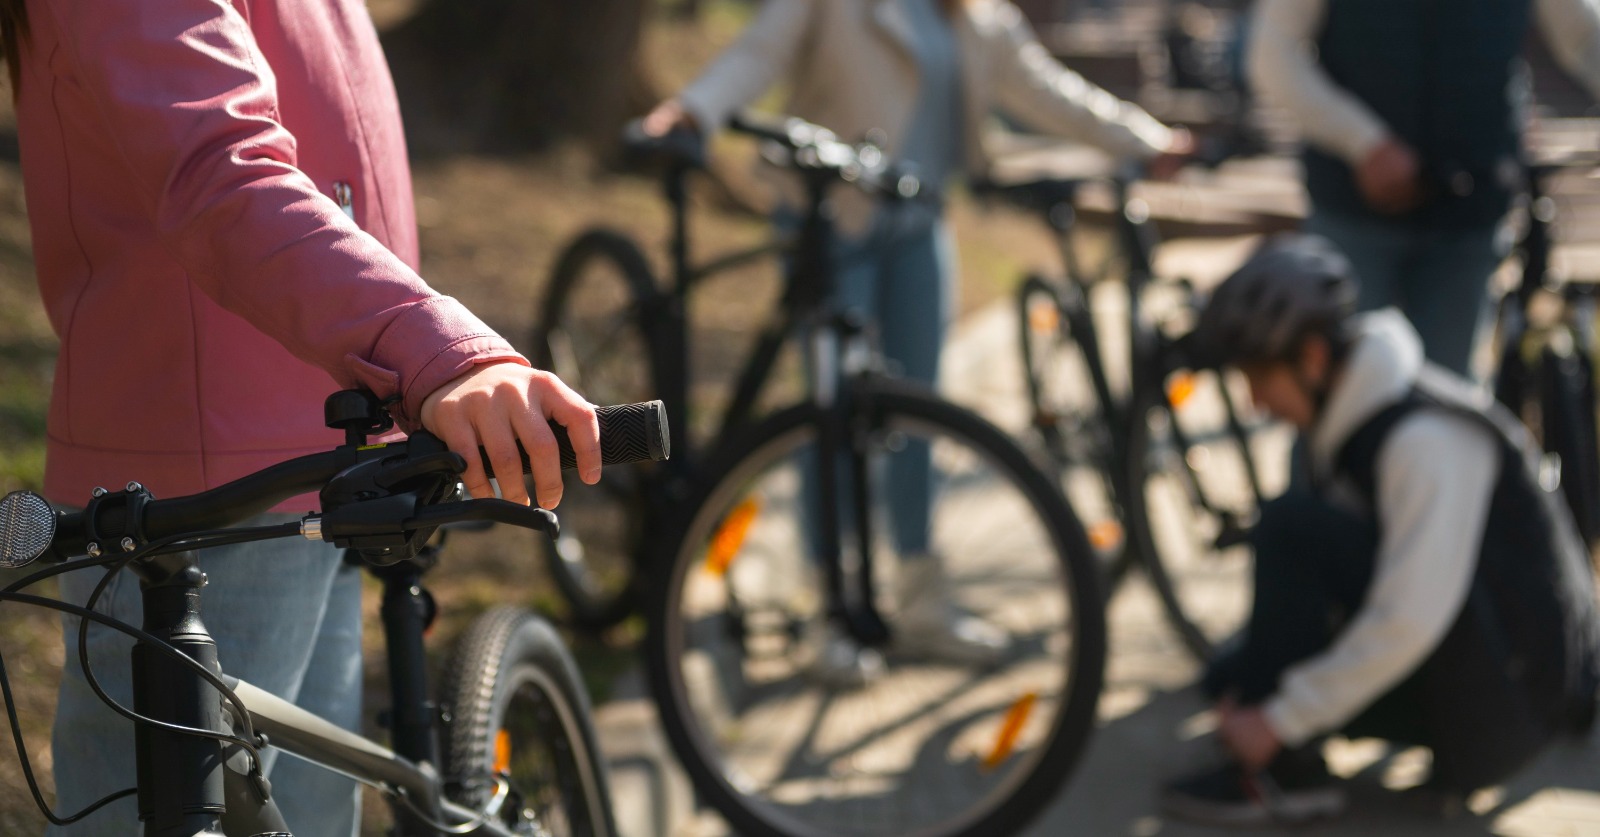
[382,0,655,157]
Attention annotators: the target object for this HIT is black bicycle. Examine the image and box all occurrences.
[0,389,668,836]
[995,161,1284,661]
[541,113,1106,837]
[1491,157,1600,552]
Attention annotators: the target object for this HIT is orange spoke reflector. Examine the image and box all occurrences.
[494,729,512,775]
[705,498,760,577]
[1167,372,1198,409]
[1028,301,1060,334]
[982,691,1039,772]
[1088,520,1124,551]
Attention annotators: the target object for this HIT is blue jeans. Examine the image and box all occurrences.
[1305,210,1505,378]
[48,515,362,837]
[802,210,957,556]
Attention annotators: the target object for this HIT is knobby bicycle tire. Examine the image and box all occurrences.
[644,384,1106,837]
[438,606,617,837]
[1125,382,1261,662]
[531,229,663,629]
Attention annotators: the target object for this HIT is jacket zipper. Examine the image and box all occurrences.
[333,181,355,222]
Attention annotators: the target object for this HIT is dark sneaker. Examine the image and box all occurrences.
[1161,750,1346,827]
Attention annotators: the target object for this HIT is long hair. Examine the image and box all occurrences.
[0,0,25,90]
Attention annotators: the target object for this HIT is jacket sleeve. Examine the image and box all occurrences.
[1246,0,1387,166]
[40,0,525,428]
[1262,413,1497,746]
[984,1,1172,159]
[1535,0,1600,103]
[678,0,816,133]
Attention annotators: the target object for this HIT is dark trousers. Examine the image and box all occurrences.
[1203,492,1431,748]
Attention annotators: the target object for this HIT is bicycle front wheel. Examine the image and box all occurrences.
[531,229,661,629]
[439,606,617,837]
[645,385,1105,837]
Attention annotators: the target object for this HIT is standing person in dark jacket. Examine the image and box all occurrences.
[1248,0,1600,377]
[1161,234,1600,826]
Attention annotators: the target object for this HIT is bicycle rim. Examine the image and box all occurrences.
[648,392,1105,837]
[1017,276,1127,578]
[1128,374,1283,659]
[531,231,659,627]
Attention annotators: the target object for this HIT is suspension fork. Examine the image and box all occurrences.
[370,551,448,835]
[134,551,291,837]
[808,321,891,647]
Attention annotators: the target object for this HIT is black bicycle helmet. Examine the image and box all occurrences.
[1188,233,1360,368]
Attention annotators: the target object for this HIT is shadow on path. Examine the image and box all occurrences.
[1030,683,1600,837]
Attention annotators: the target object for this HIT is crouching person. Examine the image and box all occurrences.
[1162,233,1600,826]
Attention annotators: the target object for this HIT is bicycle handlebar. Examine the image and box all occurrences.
[727,111,924,201]
[0,400,670,567]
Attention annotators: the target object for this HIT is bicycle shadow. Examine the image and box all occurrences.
[1027,683,1600,836]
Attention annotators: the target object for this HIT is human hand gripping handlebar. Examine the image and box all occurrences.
[0,396,670,569]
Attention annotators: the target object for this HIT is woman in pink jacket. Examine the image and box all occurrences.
[2,1,600,834]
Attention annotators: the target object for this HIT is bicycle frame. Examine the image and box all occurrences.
[127,538,526,837]
[1026,172,1267,552]
[654,161,796,463]
[646,140,900,647]
[0,390,663,835]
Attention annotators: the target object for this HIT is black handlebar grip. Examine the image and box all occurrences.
[478,400,671,476]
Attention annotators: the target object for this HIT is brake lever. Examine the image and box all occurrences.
[403,499,559,538]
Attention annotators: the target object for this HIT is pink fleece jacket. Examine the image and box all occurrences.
[13,0,526,509]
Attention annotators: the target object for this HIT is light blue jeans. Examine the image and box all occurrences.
[48,515,361,837]
[800,209,957,556]
[1305,210,1505,378]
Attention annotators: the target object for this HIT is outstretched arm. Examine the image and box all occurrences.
[986,1,1178,159]
[671,0,816,134]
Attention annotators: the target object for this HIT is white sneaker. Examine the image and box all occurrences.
[801,616,884,689]
[892,557,1011,666]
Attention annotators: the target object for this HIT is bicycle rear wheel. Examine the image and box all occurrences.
[531,229,661,629]
[1017,275,1127,580]
[645,385,1105,837]
[1126,372,1282,661]
[439,606,617,837]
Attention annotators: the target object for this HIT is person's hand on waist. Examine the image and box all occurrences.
[1356,135,1423,214]
[420,362,601,509]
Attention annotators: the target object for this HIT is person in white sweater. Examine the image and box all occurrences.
[639,0,1190,676]
[1162,233,1600,826]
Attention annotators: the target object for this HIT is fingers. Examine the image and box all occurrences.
[535,372,602,485]
[437,417,494,503]
[509,396,564,508]
[419,363,599,508]
[477,401,532,506]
